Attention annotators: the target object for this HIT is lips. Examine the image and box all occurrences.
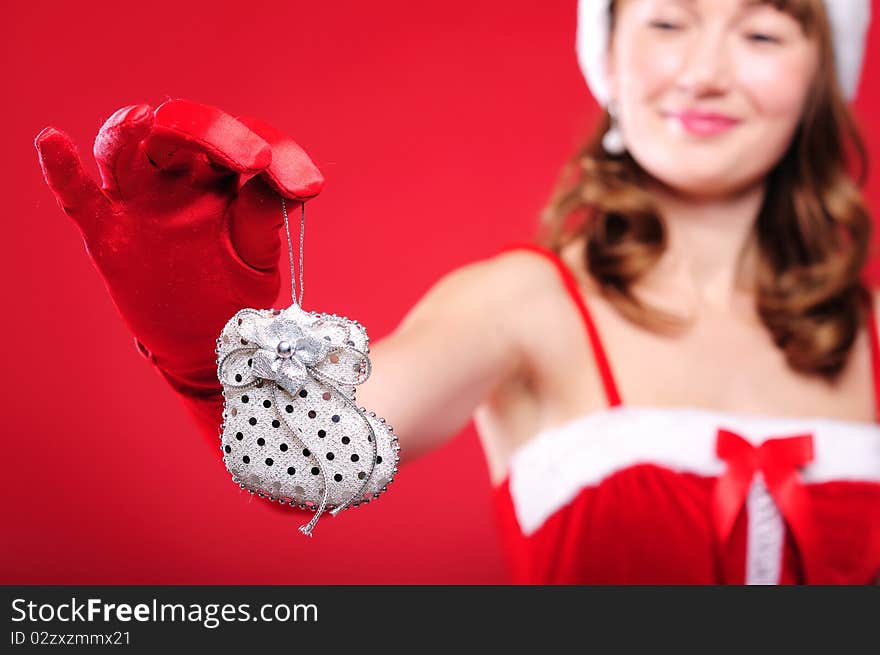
[667,109,741,136]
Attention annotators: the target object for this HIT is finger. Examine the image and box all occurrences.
[34,126,112,237]
[93,103,155,199]
[229,174,287,271]
[235,115,324,200]
[142,99,271,176]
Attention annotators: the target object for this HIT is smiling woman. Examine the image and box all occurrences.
[543,0,870,377]
[33,0,879,585]
[485,0,880,585]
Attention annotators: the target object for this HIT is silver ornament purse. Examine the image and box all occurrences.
[214,197,400,536]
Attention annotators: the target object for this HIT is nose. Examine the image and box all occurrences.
[675,26,732,97]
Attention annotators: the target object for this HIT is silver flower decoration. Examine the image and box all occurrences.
[239,315,332,396]
[217,306,371,394]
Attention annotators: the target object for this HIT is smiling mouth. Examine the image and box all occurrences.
[664,110,741,136]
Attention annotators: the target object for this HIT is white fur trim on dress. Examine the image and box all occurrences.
[506,405,880,584]
[507,405,880,535]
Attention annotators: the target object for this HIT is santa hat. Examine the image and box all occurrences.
[576,0,872,105]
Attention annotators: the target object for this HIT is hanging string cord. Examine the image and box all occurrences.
[273,194,384,536]
[280,196,306,307]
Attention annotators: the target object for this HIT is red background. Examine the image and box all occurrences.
[3,0,879,584]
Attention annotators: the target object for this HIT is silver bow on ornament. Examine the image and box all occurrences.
[216,304,398,536]
[240,310,370,397]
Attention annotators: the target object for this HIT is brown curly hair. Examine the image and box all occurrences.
[536,0,873,378]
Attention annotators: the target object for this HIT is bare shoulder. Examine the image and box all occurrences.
[481,247,571,296]
[472,242,597,360]
[482,238,595,297]
[392,243,594,372]
[389,245,581,389]
[407,245,574,318]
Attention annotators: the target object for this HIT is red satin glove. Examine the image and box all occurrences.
[35,99,324,454]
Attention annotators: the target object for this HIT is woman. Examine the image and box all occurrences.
[34,0,879,584]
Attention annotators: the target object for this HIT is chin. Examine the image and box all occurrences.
[633,149,762,198]
[651,168,754,199]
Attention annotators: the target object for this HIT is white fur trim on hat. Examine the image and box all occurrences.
[576,0,872,105]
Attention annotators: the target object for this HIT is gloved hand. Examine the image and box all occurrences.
[35,99,324,453]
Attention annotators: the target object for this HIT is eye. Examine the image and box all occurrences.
[649,20,682,31]
[745,32,781,44]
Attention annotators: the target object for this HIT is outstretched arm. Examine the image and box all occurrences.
[355,253,529,465]
[34,99,528,473]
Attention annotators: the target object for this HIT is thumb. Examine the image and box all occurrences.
[35,126,112,239]
[229,174,289,272]
[93,103,155,199]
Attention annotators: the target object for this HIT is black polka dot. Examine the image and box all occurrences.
[358,472,366,480]
[257,438,265,446]
[241,395,249,403]
[376,456,383,464]
[287,467,296,475]
[236,432,244,441]
[302,448,310,457]
[331,415,340,423]
[265,458,273,466]
[299,389,308,398]
[234,374,242,382]
[326,452,334,460]
[285,405,293,413]
[318,429,326,438]
[243,456,250,464]
[280,443,288,452]
[247,358,253,366]
[334,473,343,482]
[308,410,316,419]
[351,454,359,462]
[249,417,257,426]
[341,436,350,445]
[224,445,232,453]
[263,400,271,408]
[272,419,281,428]
[311,467,319,475]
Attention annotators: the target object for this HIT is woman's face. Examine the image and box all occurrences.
[607,0,821,198]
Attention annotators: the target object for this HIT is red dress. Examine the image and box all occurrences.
[491,243,880,584]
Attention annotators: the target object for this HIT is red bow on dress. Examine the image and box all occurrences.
[713,428,828,584]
